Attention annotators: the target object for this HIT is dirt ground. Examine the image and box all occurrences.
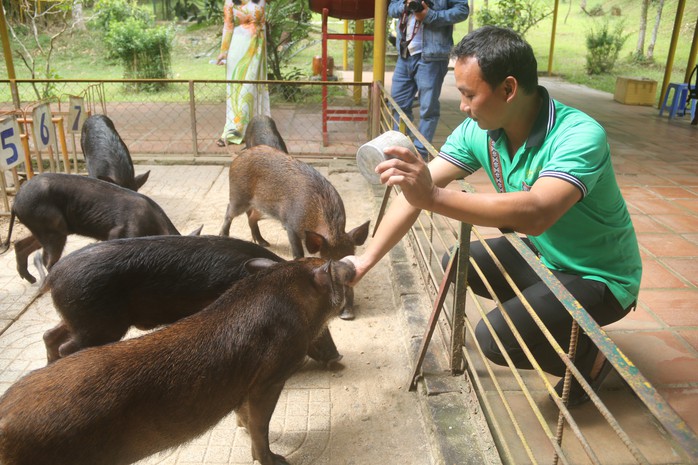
[0,160,445,465]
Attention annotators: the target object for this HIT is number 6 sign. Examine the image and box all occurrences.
[0,116,25,171]
[32,103,55,151]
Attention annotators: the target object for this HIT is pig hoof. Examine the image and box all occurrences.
[339,307,354,320]
[324,354,344,369]
[19,271,36,284]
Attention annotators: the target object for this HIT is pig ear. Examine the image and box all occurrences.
[97,175,117,185]
[187,225,203,236]
[134,170,150,191]
[305,231,328,254]
[244,258,277,274]
[348,220,370,246]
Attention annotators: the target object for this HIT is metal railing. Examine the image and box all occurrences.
[0,77,373,214]
[374,81,698,465]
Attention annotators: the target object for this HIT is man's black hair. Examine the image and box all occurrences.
[451,26,538,94]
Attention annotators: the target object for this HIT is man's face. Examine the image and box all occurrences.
[454,56,507,130]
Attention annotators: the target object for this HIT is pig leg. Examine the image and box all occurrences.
[14,235,42,283]
[43,321,72,363]
[246,208,269,247]
[244,381,290,465]
[339,287,355,321]
[287,231,305,259]
[307,327,343,367]
[219,203,236,237]
[39,232,67,271]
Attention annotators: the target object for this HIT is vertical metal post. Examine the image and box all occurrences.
[188,81,199,157]
[451,220,472,373]
[659,0,686,108]
[547,0,559,76]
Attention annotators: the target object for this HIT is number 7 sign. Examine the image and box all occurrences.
[0,116,25,172]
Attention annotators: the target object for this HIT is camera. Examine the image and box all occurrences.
[406,0,433,13]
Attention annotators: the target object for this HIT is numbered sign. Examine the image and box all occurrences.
[67,96,85,134]
[0,116,25,171]
[32,103,55,150]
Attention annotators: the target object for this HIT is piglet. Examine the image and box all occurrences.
[0,258,355,465]
[1,172,186,284]
[244,114,289,153]
[81,114,150,191]
[41,235,341,367]
[219,145,369,319]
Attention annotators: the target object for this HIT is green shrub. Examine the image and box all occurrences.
[585,21,627,75]
[92,0,152,32]
[477,0,550,36]
[103,16,174,91]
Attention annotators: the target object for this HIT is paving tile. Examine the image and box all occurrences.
[638,233,698,257]
[639,257,690,290]
[661,258,698,288]
[612,331,698,386]
[638,289,698,327]
[652,214,698,234]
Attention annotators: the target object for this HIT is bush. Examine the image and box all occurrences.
[103,16,174,91]
[92,0,152,32]
[585,21,627,75]
[477,0,550,36]
[94,0,174,91]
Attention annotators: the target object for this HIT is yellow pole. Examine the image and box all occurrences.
[684,15,698,83]
[0,3,20,109]
[659,0,686,108]
[547,0,559,76]
[343,20,349,71]
[353,19,364,103]
[373,0,386,84]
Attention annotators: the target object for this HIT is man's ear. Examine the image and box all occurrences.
[503,76,518,102]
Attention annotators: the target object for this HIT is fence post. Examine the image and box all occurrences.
[451,220,471,373]
[188,81,199,157]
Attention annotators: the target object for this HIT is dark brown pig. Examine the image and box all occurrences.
[0,258,355,465]
[41,234,341,367]
[81,114,150,191]
[219,146,369,319]
[244,114,289,153]
[1,172,184,284]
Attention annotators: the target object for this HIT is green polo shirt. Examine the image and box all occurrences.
[439,86,641,309]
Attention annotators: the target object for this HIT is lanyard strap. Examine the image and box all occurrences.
[489,137,506,193]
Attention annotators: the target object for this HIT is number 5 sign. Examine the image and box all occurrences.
[0,116,25,171]
[32,103,55,151]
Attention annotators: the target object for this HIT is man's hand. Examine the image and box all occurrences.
[415,2,429,21]
[376,146,437,210]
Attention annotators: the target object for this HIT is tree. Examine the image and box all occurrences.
[645,0,665,60]
[6,0,73,99]
[634,0,649,59]
[265,0,312,81]
[477,0,551,36]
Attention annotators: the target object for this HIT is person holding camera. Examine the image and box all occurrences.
[388,0,469,161]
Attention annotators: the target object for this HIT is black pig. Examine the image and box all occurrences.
[81,114,150,191]
[41,235,341,366]
[244,114,289,153]
[0,258,355,465]
[2,173,185,284]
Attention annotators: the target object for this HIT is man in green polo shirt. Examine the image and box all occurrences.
[344,25,642,407]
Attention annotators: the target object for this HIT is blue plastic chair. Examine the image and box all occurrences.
[659,83,689,119]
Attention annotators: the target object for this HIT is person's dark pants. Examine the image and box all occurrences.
[448,237,632,379]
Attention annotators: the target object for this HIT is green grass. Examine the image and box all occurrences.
[1,0,696,103]
[453,0,696,100]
